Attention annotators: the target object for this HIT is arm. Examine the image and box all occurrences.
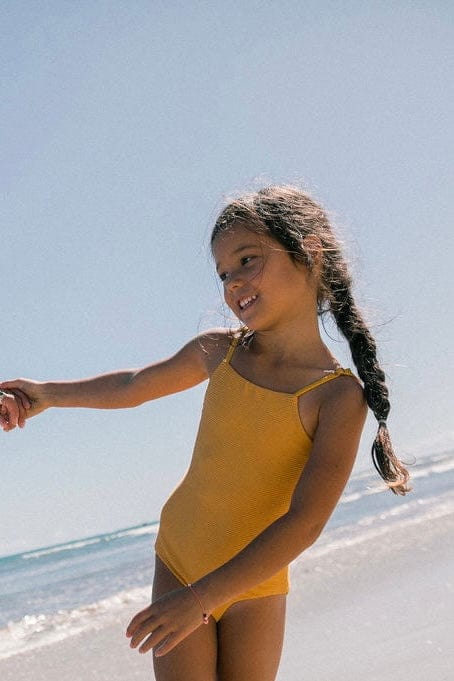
[127,377,367,655]
[0,331,229,421]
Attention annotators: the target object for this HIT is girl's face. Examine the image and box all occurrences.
[212,223,316,331]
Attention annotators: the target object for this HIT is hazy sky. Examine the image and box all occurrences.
[2,1,453,556]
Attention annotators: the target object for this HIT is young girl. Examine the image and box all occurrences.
[1,185,410,681]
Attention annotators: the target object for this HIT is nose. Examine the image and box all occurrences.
[225,269,244,292]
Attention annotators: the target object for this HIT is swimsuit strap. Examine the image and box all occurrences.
[295,368,356,397]
[224,333,241,364]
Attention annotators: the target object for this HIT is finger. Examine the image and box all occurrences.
[154,621,201,657]
[4,392,27,428]
[0,381,23,392]
[18,410,27,428]
[153,631,184,657]
[129,617,160,649]
[137,626,169,654]
[10,389,31,411]
[11,391,29,428]
[126,606,154,638]
[10,399,20,429]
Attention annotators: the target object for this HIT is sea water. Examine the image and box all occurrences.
[1,450,453,660]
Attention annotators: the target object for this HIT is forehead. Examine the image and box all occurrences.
[212,223,276,261]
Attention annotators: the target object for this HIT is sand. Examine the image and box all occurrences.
[1,511,453,681]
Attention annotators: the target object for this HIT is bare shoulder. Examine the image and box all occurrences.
[289,375,368,525]
[139,329,235,396]
[320,373,367,429]
[191,328,238,375]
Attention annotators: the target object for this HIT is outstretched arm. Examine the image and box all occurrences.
[126,377,367,655]
[0,331,228,424]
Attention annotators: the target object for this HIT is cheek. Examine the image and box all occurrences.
[223,287,235,309]
[247,260,265,282]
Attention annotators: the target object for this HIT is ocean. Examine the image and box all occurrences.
[1,449,453,661]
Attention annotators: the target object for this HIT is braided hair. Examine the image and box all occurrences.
[211,185,410,495]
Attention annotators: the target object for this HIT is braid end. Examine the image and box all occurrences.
[372,423,411,495]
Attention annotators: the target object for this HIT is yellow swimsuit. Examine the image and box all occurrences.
[155,335,355,621]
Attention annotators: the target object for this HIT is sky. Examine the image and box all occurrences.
[1,0,453,557]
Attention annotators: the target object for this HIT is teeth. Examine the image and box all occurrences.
[239,295,257,309]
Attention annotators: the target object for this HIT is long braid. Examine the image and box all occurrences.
[329,277,410,494]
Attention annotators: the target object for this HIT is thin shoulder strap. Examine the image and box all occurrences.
[224,334,240,364]
[295,368,356,397]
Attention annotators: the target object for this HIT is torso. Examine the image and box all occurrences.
[155,331,357,586]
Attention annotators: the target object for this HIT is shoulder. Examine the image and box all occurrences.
[188,327,240,375]
[302,374,367,475]
[298,370,366,441]
[319,372,367,430]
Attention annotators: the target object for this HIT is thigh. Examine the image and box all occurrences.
[152,555,218,681]
[217,595,286,681]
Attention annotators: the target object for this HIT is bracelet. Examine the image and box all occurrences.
[187,584,209,624]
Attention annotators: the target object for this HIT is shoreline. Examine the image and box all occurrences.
[1,506,453,680]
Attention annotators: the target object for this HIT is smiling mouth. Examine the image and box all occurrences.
[238,294,257,310]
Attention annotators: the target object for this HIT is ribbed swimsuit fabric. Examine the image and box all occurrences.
[155,336,355,621]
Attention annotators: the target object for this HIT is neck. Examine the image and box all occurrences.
[247,314,332,366]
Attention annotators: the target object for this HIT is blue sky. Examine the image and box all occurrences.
[1,1,453,556]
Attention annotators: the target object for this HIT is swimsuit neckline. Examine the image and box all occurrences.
[219,357,354,398]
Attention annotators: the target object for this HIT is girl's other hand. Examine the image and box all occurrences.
[0,388,30,431]
[126,586,208,657]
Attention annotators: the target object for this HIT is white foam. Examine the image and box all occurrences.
[411,458,454,479]
[339,450,454,504]
[300,492,454,561]
[340,483,387,504]
[21,523,159,561]
[114,524,159,540]
[23,538,101,560]
[0,586,151,661]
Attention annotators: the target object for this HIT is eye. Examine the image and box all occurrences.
[241,256,254,266]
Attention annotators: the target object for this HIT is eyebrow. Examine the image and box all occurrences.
[215,244,260,272]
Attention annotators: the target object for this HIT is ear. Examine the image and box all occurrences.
[302,235,323,271]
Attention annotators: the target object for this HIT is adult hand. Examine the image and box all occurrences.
[126,586,209,657]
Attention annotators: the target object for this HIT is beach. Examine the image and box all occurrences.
[1,501,452,681]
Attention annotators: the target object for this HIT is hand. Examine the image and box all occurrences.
[0,389,30,431]
[0,379,50,426]
[126,586,208,657]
